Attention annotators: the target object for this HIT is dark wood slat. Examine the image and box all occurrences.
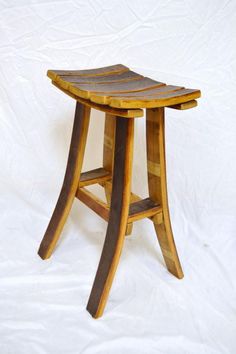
[52,82,143,118]
[47,64,129,81]
[69,77,164,99]
[128,198,161,222]
[90,85,183,105]
[79,168,112,187]
[57,70,143,85]
[93,85,182,98]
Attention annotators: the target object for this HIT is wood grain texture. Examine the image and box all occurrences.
[47,64,129,81]
[56,70,143,90]
[102,113,115,206]
[87,117,134,318]
[128,198,162,223]
[52,82,143,118]
[69,77,163,99]
[90,85,180,105]
[168,100,198,110]
[101,179,164,223]
[103,113,133,236]
[146,107,184,279]
[48,64,201,110]
[109,89,201,108]
[38,102,90,259]
[76,187,109,221]
[79,168,111,187]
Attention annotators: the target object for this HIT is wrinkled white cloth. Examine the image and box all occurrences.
[0,1,236,353]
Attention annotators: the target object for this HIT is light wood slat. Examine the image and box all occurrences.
[79,168,112,187]
[128,198,162,223]
[69,78,163,99]
[168,100,198,110]
[56,71,143,90]
[90,85,183,105]
[100,179,163,223]
[109,89,201,108]
[76,187,110,221]
[47,64,129,81]
[52,82,143,118]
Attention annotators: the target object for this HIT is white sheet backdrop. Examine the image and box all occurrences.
[1,0,236,353]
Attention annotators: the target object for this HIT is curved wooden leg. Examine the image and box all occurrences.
[146,108,184,279]
[38,102,90,260]
[103,113,133,236]
[87,117,134,318]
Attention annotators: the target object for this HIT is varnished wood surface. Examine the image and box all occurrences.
[79,167,111,187]
[90,85,180,104]
[170,100,198,110]
[76,184,163,225]
[128,198,161,223]
[69,77,163,99]
[48,64,129,81]
[102,113,133,235]
[102,113,115,208]
[48,64,201,110]
[40,64,200,318]
[57,70,143,89]
[101,179,164,223]
[76,187,110,221]
[52,82,143,118]
[87,117,134,318]
[146,107,183,279]
[109,89,200,109]
[38,102,90,259]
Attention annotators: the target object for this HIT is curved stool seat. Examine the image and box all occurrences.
[48,63,200,110]
[38,64,201,318]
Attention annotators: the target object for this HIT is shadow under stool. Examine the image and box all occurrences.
[38,64,201,318]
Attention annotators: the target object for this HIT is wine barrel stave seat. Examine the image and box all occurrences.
[47,63,200,110]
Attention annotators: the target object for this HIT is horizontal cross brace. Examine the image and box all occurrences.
[76,186,162,224]
[79,167,111,187]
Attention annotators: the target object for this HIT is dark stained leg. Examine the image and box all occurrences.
[87,117,134,318]
[146,107,184,279]
[103,113,133,236]
[38,102,90,260]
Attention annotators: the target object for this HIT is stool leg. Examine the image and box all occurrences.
[146,108,184,279]
[102,113,115,204]
[103,113,133,236]
[38,102,90,260]
[87,117,134,318]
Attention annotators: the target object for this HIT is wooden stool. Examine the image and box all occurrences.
[38,64,201,318]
